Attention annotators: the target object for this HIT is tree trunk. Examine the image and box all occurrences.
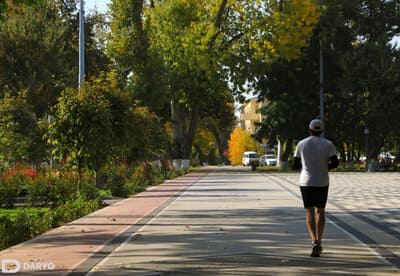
[193,144,207,165]
[182,104,200,168]
[280,137,293,171]
[171,100,184,159]
[171,100,184,169]
[171,98,200,169]
[209,124,225,164]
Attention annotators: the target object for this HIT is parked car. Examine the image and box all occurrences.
[259,154,277,166]
[379,152,395,162]
[242,151,259,166]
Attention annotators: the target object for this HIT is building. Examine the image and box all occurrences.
[236,97,263,134]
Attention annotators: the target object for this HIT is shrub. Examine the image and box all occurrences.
[25,176,50,206]
[52,197,100,228]
[0,173,29,208]
[0,208,52,250]
[101,164,131,197]
[0,196,100,250]
[80,170,99,200]
[49,170,78,205]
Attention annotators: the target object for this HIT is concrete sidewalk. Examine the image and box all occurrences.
[1,167,400,275]
[87,167,399,275]
[0,172,205,275]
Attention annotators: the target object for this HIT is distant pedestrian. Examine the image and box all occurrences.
[292,119,339,257]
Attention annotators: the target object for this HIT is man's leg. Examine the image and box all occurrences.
[305,207,324,257]
[315,207,326,243]
[305,207,317,242]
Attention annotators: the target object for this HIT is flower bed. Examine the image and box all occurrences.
[0,161,188,250]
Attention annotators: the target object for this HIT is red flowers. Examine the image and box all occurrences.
[2,169,38,179]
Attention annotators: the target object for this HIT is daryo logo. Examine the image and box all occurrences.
[1,259,55,273]
[1,259,20,274]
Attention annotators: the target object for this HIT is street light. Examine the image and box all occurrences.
[318,1,324,139]
[364,128,369,171]
[319,37,324,123]
[78,0,85,88]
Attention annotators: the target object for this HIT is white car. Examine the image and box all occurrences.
[259,154,277,166]
[242,151,259,166]
[379,152,396,162]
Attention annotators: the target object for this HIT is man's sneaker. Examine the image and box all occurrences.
[318,243,323,254]
[311,242,322,257]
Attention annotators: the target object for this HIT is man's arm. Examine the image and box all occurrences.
[328,155,339,170]
[292,157,302,170]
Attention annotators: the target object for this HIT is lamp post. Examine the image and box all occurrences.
[364,128,369,171]
[318,1,324,139]
[78,0,85,88]
[319,37,324,123]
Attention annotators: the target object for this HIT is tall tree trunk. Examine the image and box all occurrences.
[209,123,225,164]
[183,104,200,160]
[171,100,184,161]
[193,144,207,164]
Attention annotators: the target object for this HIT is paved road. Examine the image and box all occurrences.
[83,167,400,275]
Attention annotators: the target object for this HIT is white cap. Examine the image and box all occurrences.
[309,119,324,132]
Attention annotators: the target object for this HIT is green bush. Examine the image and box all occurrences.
[52,197,100,227]
[98,161,189,197]
[0,197,100,250]
[0,208,52,250]
[101,164,131,197]
[0,179,18,208]
[80,170,99,200]
[25,176,50,206]
[0,174,29,208]
[49,171,78,204]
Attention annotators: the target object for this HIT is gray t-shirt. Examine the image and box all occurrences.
[294,136,336,187]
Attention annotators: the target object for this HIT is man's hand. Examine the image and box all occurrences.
[328,155,339,170]
[292,157,302,170]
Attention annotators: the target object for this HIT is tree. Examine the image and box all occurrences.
[0,0,39,20]
[0,0,110,118]
[0,96,45,167]
[337,42,400,158]
[90,72,169,163]
[200,90,236,164]
[145,0,320,167]
[256,39,321,164]
[107,0,320,168]
[48,86,113,180]
[256,0,400,164]
[193,127,216,165]
[227,128,257,166]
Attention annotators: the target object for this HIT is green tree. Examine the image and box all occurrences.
[256,0,400,164]
[148,0,320,165]
[89,72,169,163]
[0,96,45,167]
[108,0,168,114]
[0,0,110,118]
[200,91,236,164]
[0,0,40,20]
[48,86,113,180]
[108,0,320,168]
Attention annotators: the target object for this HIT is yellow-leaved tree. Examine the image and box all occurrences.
[193,127,216,164]
[227,128,257,165]
[110,0,321,166]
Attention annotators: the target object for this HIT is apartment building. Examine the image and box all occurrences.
[236,96,263,134]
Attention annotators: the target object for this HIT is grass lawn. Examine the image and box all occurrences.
[257,166,286,173]
[0,207,50,221]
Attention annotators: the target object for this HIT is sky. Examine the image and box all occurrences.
[85,0,111,14]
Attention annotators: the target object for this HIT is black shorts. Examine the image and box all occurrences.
[300,186,329,208]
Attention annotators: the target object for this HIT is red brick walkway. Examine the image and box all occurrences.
[0,172,206,275]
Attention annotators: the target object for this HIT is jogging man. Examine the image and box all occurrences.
[292,119,339,257]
